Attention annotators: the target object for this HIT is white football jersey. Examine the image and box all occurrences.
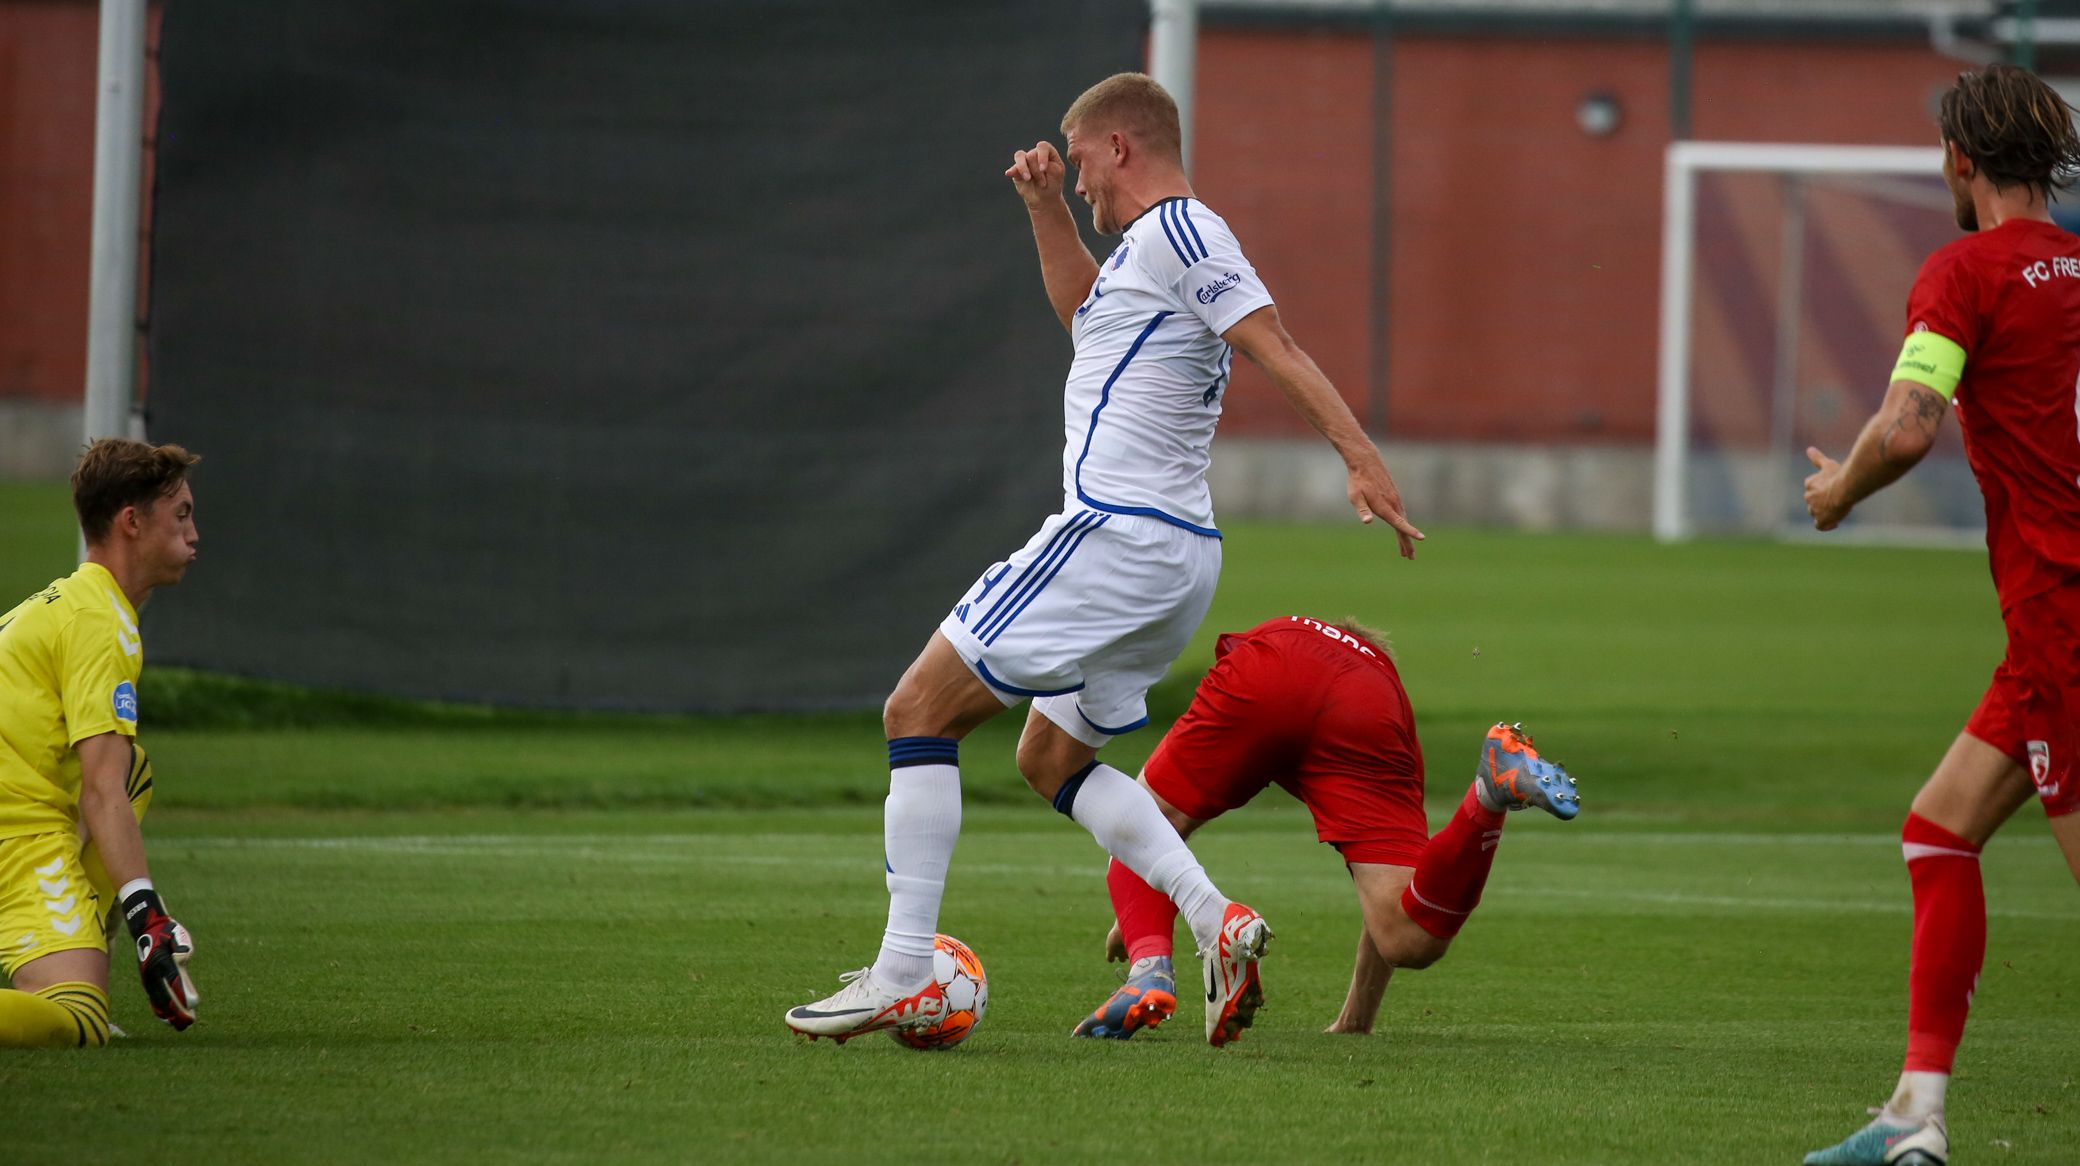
[1061,196,1273,536]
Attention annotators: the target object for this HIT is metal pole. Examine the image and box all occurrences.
[1768,175,1806,532]
[1653,144,1698,542]
[1149,0,1199,174]
[84,0,149,449]
[1670,0,1695,140]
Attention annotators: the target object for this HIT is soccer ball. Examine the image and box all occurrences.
[891,933,988,1051]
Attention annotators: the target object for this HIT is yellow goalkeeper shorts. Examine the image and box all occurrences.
[0,832,106,980]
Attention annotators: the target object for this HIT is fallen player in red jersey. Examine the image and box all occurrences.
[1071,615,1578,1042]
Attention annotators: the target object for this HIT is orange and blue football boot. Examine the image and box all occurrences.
[1475,722,1580,820]
[1803,1112,1948,1165]
[1071,956,1177,1039]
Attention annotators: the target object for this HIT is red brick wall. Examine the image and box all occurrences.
[0,1,98,403]
[1194,27,1964,443]
[0,12,1972,444]
[1192,27,1380,438]
[0,0,157,407]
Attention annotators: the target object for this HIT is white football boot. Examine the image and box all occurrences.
[785,968,944,1043]
[1201,902,1271,1048]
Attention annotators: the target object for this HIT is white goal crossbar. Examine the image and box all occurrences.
[1653,142,1945,542]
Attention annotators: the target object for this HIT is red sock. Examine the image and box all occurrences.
[1901,812,1985,1074]
[1107,857,1178,963]
[1400,785,1507,940]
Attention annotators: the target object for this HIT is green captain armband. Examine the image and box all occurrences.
[1892,330,1965,400]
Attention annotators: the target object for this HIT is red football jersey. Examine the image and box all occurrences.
[1905,218,2080,610]
[1214,615,1403,680]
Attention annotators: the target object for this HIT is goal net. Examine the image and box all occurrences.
[1654,142,1983,545]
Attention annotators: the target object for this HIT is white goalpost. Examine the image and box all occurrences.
[85,0,150,449]
[1654,141,1974,545]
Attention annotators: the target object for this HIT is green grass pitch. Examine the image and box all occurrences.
[1,482,2073,1163]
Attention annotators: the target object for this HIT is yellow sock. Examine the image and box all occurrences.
[0,982,110,1049]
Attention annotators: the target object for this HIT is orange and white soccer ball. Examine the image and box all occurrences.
[891,934,988,1051]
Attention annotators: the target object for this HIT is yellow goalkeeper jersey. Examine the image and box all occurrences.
[0,564,142,839]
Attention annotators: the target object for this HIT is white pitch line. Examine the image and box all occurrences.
[152,836,2079,921]
[158,829,2076,860]
[1518,886,2077,922]
[163,838,1109,879]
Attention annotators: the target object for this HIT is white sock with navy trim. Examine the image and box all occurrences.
[1057,762,1227,951]
[871,738,962,991]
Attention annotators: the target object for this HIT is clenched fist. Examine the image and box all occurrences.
[1005,141,1066,208]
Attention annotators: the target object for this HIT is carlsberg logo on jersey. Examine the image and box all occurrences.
[1196,272,1244,304]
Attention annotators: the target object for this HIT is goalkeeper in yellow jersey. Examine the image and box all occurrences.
[0,438,202,1047]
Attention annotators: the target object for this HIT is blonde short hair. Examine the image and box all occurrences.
[1060,72,1182,163]
[1332,618,1394,661]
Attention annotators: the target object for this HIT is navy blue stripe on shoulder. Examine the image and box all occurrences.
[1178,201,1210,259]
[1122,195,1189,234]
[1169,202,1204,263]
[1155,202,1192,264]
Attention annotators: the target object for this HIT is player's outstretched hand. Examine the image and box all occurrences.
[122,887,199,1031]
[1005,141,1066,208]
[1803,446,1848,531]
[1103,921,1126,963]
[1347,460,1425,559]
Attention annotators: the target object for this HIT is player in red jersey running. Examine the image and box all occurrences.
[1799,65,2080,1166]
[1067,616,1578,1043]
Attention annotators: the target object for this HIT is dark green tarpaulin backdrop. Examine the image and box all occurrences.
[146,1,1139,710]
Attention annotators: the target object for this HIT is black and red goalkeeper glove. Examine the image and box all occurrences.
[122,888,199,1031]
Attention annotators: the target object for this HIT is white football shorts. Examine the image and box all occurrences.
[938,508,1221,747]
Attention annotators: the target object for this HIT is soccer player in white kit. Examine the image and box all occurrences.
[784,73,1422,1048]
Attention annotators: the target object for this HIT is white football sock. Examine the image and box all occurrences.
[1883,1070,1949,1122]
[1127,954,1175,984]
[1060,763,1228,951]
[870,742,962,990]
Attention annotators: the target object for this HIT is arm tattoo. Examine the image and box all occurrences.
[1879,385,1947,462]
[1907,385,1946,423]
